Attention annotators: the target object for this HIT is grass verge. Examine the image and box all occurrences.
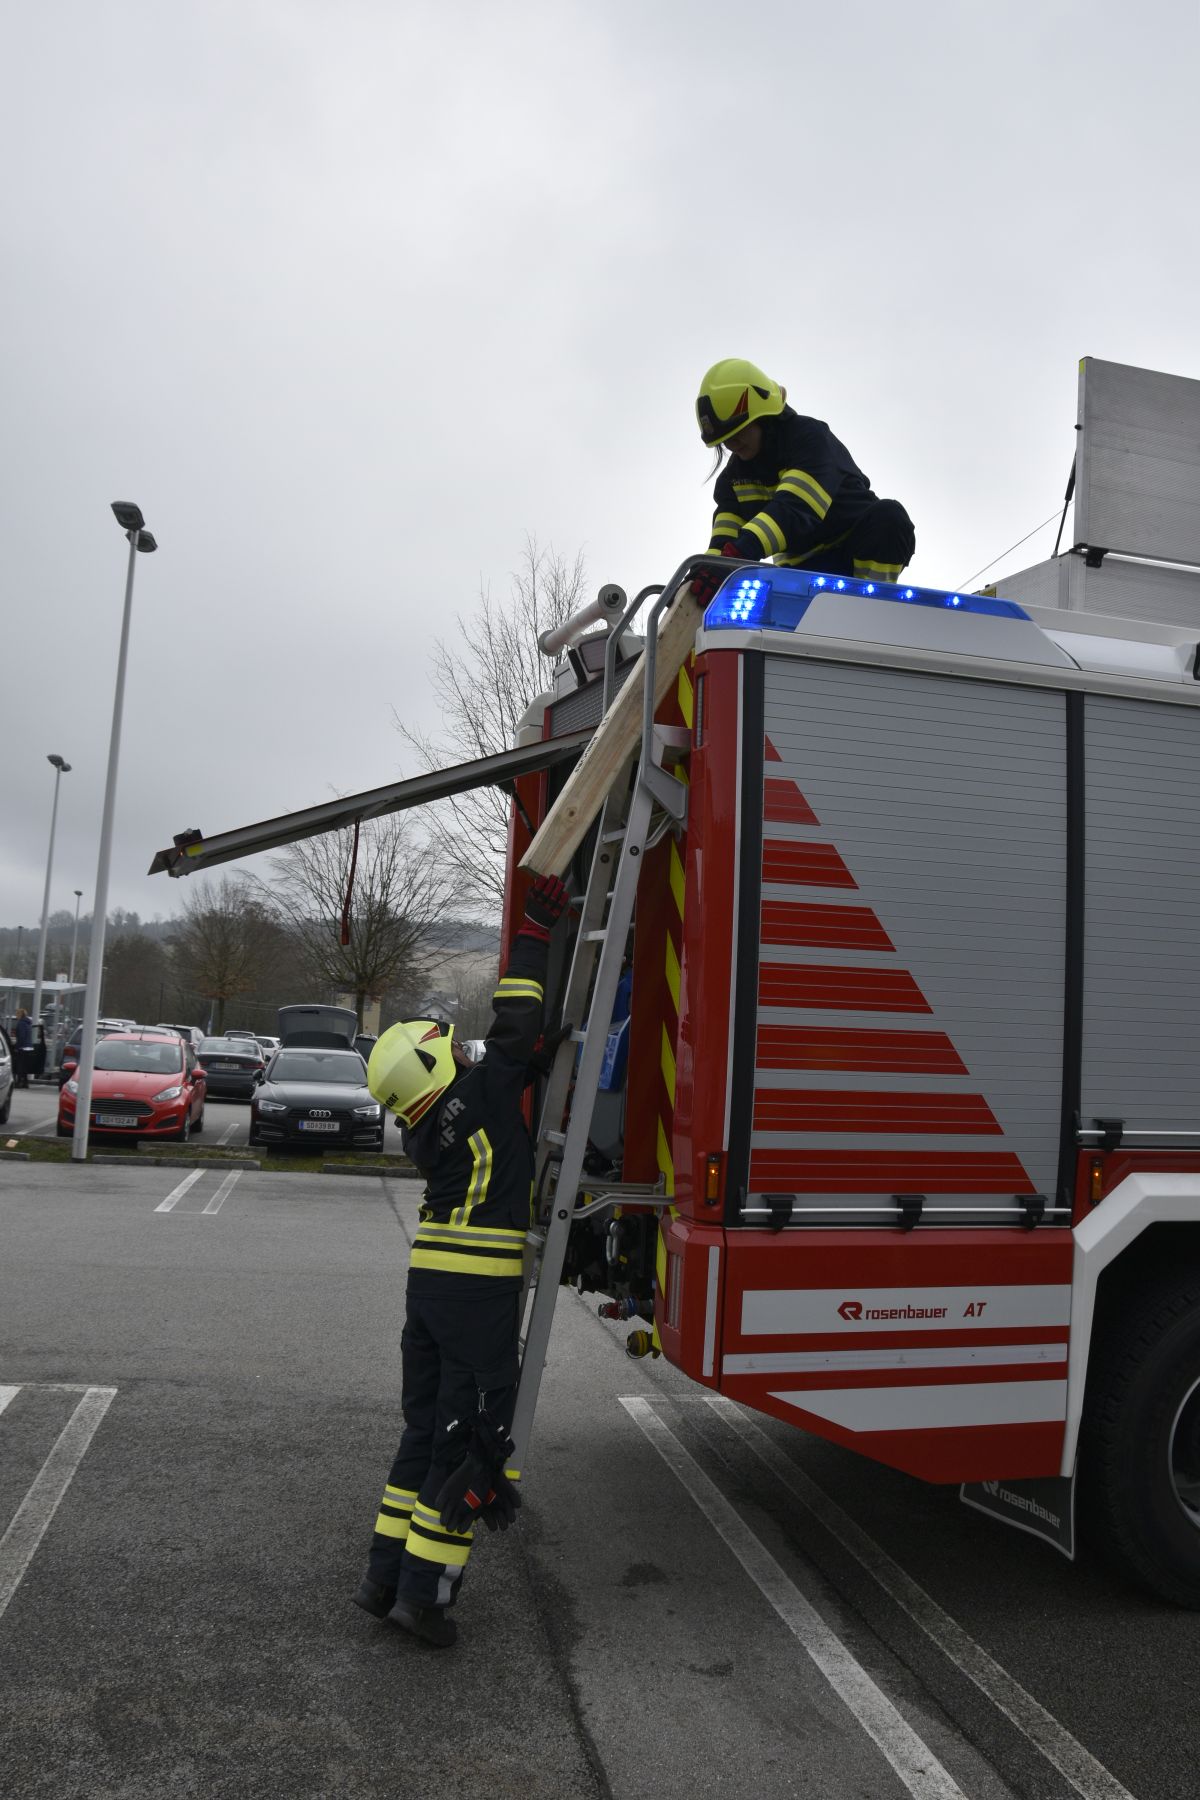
[4,1136,414,1176]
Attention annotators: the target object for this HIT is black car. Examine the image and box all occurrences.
[197,1035,266,1098]
[248,1047,383,1151]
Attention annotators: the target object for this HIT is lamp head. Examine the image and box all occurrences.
[111,501,145,532]
[48,754,70,772]
[136,530,157,553]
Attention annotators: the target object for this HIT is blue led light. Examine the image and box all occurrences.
[702,565,1031,633]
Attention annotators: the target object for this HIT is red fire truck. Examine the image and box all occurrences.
[152,356,1200,1604]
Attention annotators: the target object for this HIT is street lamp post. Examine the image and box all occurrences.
[69,890,84,983]
[31,753,72,1043]
[71,504,158,1163]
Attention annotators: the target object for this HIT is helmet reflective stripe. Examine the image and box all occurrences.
[367,1019,458,1128]
[696,358,785,446]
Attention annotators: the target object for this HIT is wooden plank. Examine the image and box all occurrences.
[521,583,705,876]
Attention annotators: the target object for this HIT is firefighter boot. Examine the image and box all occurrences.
[387,1596,458,1649]
[352,1577,396,1619]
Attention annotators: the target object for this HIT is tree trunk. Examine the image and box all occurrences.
[215,996,226,1034]
[355,990,366,1028]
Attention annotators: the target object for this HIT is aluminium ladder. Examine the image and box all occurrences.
[508,577,691,1469]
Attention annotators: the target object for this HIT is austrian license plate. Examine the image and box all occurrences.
[298,1119,340,1132]
[213,1062,239,1070]
[95,1114,137,1127]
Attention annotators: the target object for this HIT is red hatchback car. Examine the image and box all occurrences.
[58,1031,206,1142]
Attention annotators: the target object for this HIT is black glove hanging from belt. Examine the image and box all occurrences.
[434,1410,523,1535]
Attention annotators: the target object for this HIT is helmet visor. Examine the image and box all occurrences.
[697,387,751,447]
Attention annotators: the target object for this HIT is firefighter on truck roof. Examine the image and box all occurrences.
[354,873,569,1649]
[689,357,916,603]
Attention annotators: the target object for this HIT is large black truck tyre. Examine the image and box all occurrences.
[1079,1270,1200,1606]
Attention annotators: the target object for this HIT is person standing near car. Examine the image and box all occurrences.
[353,873,570,1649]
[13,1009,33,1087]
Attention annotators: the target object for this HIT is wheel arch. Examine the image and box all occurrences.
[1063,1175,1200,1474]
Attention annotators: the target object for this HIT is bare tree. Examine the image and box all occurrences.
[265,814,452,1026]
[395,535,587,918]
[171,874,286,1035]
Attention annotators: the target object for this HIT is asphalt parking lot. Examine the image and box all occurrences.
[1,1120,1198,1800]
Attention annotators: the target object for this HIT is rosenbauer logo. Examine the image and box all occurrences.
[837,1298,949,1322]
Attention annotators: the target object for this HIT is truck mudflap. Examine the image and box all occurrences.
[960,1472,1076,1559]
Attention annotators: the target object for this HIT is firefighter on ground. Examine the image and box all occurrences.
[690,358,916,601]
[353,872,570,1649]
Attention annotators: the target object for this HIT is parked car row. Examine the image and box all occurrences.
[53,1007,384,1153]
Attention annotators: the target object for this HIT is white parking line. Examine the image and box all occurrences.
[202,1170,243,1215]
[620,1396,968,1800]
[17,1115,58,1137]
[703,1396,1135,1800]
[0,1385,116,1624]
[0,1388,19,1418]
[218,1123,238,1145]
[154,1168,206,1213]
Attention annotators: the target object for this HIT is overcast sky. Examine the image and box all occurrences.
[3,0,1197,937]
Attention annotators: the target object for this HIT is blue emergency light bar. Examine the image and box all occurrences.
[702,566,1029,633]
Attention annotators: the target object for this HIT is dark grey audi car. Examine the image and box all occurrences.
[247,1046,383,1152]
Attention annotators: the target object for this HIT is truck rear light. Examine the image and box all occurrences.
[1089,1157,1104,1204]
[704,1153,722,1206]
[667,1252,683,1330]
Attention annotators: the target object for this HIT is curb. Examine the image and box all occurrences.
[0,1151,32,1161]
[92,1155,262,1170]
[324,1164,421,1178]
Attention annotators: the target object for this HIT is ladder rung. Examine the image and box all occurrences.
[602,829,627,843]
[583,929,607,942]
[569,1029,586,1043]
[543,1130,567,1146]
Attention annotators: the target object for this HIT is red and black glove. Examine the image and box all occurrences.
[434,1414,523,1535]
[689,542,744,605]
[522,873,569,941]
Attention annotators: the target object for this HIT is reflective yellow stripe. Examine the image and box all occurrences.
[407,1518,473,1567]
[661,1023,676,1106]
[385,1484,418,1501]
[655,1221,668,1288]
[503,1466,521,1482]
[664,933,680,1011]
[713,510,743,532]
[495,978,544,999]
[451,1129,492,1228]
[732,482,773,501]
[746,513,786,557]
[414,1222,525,1243]
[780,467,832,510]
[373,1511,410,1539]
[853,559,903,579]
[676,664,694,729]
[668,840,685,918]
[410,1246,525,1277]
[777,480,829,519]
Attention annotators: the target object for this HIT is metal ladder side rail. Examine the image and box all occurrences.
[510,582,688,1468]
[516,582,662,1307]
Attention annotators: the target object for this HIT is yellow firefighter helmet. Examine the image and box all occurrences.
[367,1019,459,1128]
[696,358,785,446]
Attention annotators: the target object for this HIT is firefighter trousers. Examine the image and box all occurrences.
[816,497,916,582]
[366,1280,520,1609]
